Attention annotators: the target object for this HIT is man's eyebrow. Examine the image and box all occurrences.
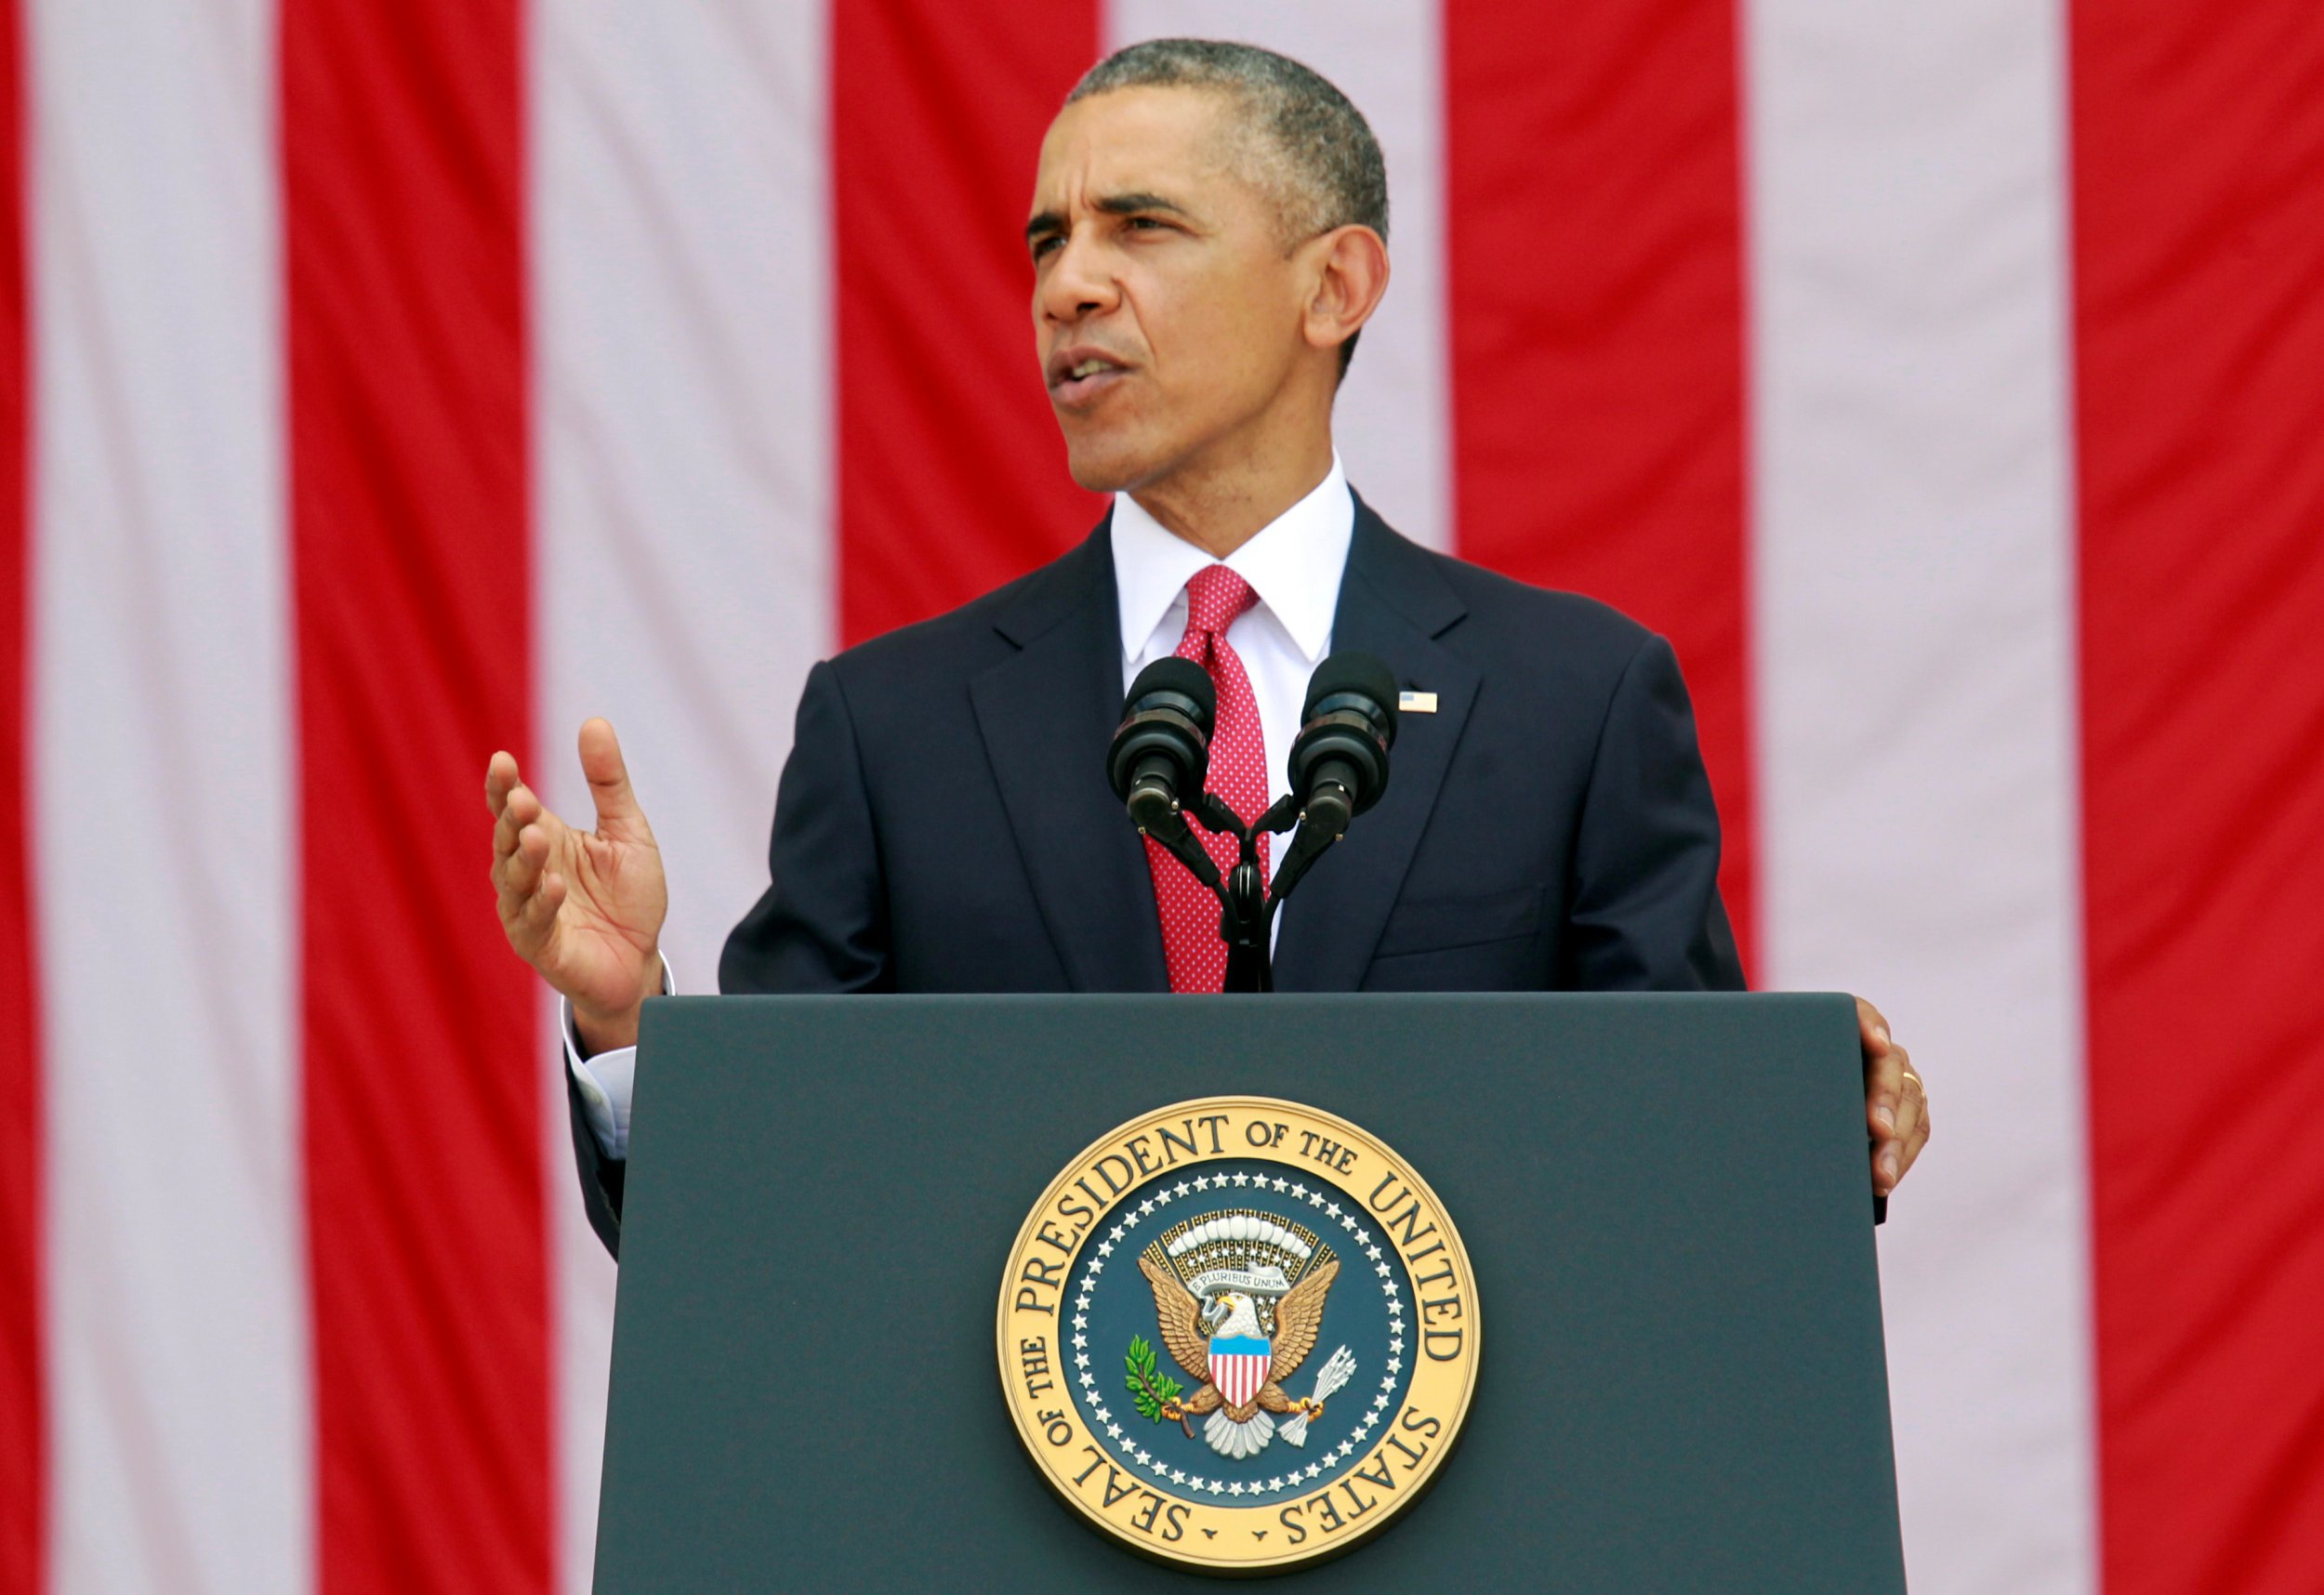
[1024,192,1195,245]
[1094,191,1191,219]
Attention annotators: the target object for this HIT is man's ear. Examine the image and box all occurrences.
[1301,226,1391,360]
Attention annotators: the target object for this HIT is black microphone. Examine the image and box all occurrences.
[1108,658,1216,834]
[1288,652,1398,841]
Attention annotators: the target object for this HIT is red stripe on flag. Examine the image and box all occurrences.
[1444,0,1756,974]
[2072,5,2324,1589]
[283,0,548,1589]
[831,0,1103,646]
[0,0,35,1585]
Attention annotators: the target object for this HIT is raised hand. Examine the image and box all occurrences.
[487,718,669,1052]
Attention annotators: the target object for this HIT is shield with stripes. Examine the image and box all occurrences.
[1209,1336,1273,1408]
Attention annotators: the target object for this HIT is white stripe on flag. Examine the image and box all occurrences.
[28,1,306,1591]
[1743,2,2093,1590]
[1102,5,1452,551]
[532,0,835,1582]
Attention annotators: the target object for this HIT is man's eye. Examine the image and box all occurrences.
[1127,216,1165,231]
[1030,236,1061,258]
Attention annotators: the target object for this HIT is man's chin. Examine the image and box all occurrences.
[1063,416,1206,496]
[1062,438,1151,495]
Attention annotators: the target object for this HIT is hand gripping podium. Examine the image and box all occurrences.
[591,994,1905,1591]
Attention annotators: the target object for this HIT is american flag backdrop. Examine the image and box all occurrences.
[0,1,2318,1591]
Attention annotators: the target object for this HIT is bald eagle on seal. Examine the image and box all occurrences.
[1138,1253,1340,1459]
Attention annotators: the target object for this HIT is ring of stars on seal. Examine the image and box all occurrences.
[998,1097,1479,1575]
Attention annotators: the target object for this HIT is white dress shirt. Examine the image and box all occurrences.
[567,455,1356,1159]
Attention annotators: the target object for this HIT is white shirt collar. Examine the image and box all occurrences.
[1110,453,1353,666]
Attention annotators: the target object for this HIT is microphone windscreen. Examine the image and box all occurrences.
[1301,652,1398,741]
[1125,656,1217,727]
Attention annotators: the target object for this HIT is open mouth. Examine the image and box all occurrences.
[1048,351,1130,406]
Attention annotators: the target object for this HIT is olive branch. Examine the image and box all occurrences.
[1124,1336,1184,1427]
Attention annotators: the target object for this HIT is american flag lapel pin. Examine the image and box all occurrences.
[1398,690,1438,713]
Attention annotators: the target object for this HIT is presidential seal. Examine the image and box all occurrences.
[997,1097,1479,1574]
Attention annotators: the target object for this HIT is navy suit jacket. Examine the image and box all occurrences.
[573,497,1743,1254]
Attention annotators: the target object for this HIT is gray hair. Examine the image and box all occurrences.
[1066,39,1387,376]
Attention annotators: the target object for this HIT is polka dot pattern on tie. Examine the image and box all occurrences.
[1146,564,1269,994]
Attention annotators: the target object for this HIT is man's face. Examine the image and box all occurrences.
[1027,87,1314,494]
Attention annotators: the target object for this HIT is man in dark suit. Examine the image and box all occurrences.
[485,40,1929,1258]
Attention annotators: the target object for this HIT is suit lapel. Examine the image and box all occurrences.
[970,523,1170,992]
[1274,500,1478,992]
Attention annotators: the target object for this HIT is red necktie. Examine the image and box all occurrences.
[1147,564,1270,993]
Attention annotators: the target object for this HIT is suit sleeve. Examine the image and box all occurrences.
[718,658,895,996]
[567,1063,627,1258]
[566,658,894,1257]
[1564,633,1747,992]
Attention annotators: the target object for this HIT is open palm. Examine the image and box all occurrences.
[487,718,668,1048]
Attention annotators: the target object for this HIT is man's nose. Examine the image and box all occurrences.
[1037,229,1118,323]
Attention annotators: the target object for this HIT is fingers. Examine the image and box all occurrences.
[577,718,652,841]
[1856,995,1892,1060]
[500,814,551,903]
[510,866,567,940]
[1855,995,1931,1196]
[1859,995,1901,1139]
[490,778,561,936]
[485,750,522,819]
[1890,1068,1930,1190]
[1858,994,1907,1196]
[495,835,566,969]
[1871,1045,1919,1193]
[491,779,544,865]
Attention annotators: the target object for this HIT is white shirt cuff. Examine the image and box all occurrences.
[562,952,675,1163]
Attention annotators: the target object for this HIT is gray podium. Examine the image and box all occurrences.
[593,993,1903,1591]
